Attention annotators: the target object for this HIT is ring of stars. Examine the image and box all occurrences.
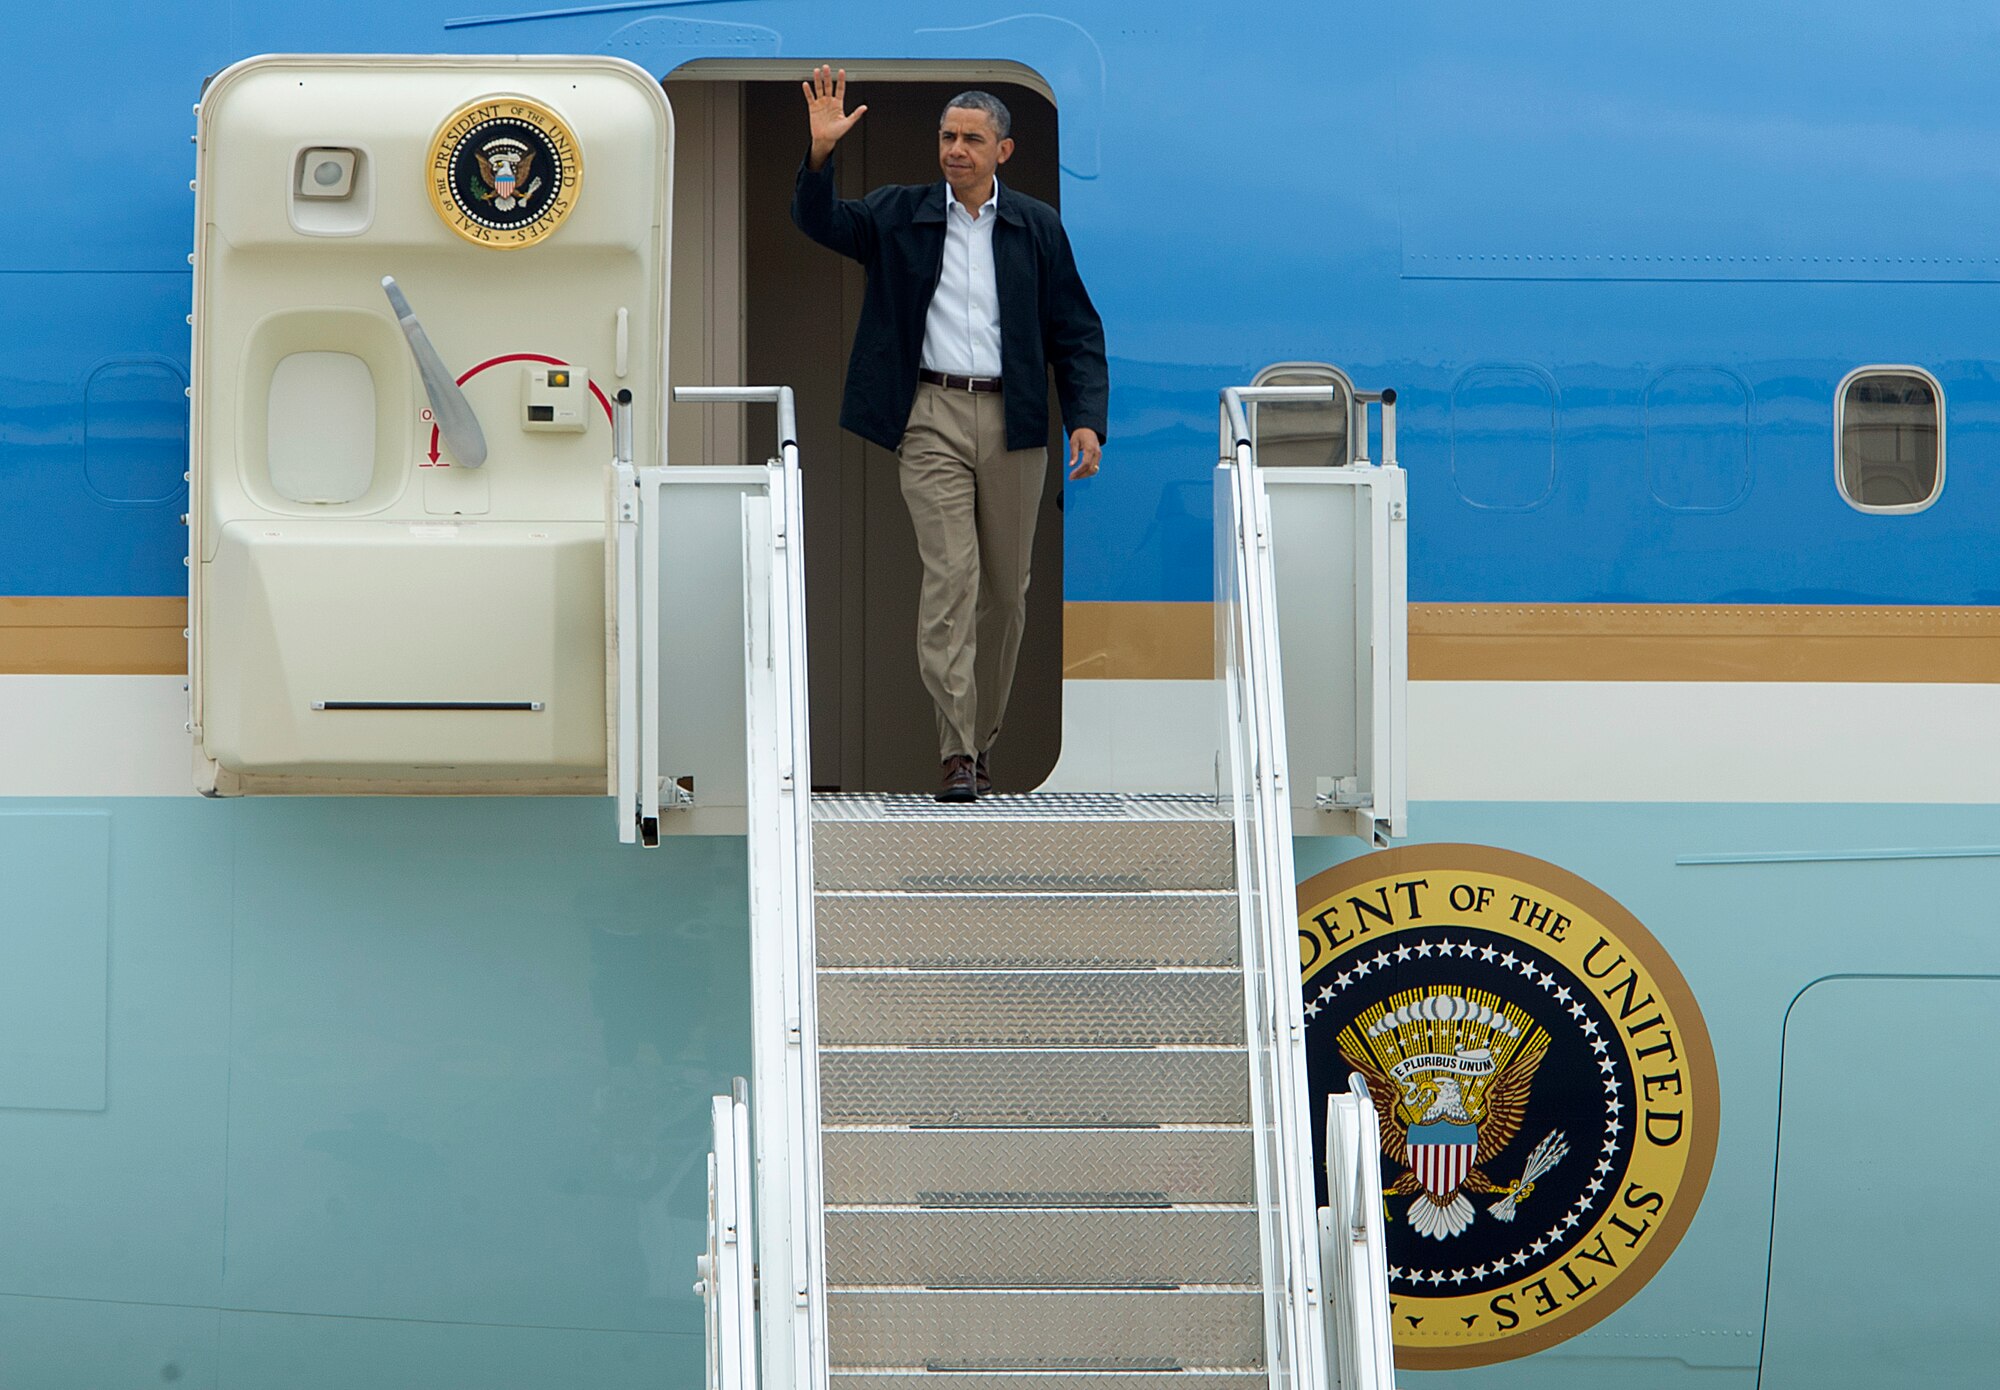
[1309,931,1629,1292]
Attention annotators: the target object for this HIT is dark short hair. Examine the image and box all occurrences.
[941,90,1011,140]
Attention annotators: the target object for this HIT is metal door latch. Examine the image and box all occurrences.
[1317,775,1367,810]
[661,775,696,812]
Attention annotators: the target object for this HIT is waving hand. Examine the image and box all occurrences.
[804,65,867,170]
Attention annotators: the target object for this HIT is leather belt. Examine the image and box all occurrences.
[920,368,1002,394]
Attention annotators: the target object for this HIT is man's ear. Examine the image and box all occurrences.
[997,137,1015,166]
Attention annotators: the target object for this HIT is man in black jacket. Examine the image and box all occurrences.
[792,66,1108,802]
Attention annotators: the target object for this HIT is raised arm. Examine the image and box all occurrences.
[804,65,866,171]
[791,65,878,263]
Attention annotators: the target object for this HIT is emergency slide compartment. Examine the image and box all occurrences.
[189,55,669,793]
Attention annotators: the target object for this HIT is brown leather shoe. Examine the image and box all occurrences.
[974,751,993,797]
[936,754,978,803]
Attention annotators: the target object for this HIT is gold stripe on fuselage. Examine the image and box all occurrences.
[1407,603,2000,683]
[1063,601,1214,680]
[6,597,1998,683]
[0,598,186,674]
[1062,600,2000,683]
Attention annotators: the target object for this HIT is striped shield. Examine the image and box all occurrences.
[1406,1120,1480,1199]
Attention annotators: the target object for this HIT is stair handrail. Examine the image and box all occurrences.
[1220,383,1400,1390]
[1322,1077,1396,1390]
[1217,384,1332,1390]
[675,385,822,1390]
[696,1079,758,1390]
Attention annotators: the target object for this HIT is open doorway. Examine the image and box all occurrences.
[666,64,1065,795]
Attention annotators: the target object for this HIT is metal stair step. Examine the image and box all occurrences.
[815,891,1240,969]
[831,1377,1267,1390]
[812,793,1223,823]
[821,1128,1256,1206]
[813,820,1234,893]
[823,1208,1260,1288]
[819,1049,1251,1126]
[817,971,1245,1047]
[799,795,1271,1390]
[826,1290,1265,1370]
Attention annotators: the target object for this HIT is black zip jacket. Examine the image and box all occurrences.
[791,154,1109,453]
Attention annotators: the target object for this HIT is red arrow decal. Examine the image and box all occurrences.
[457,352,617,422]
[425,351,616,463]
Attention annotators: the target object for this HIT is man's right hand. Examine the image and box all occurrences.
[804,65,867,170]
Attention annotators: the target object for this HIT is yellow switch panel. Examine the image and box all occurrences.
[522,363,590,432]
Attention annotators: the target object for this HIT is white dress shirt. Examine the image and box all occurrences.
[921,180,1003,378]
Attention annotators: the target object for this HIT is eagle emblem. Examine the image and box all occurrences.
[474,140,541,212]
[1341,988,1566,1240]
[427,97,582,250]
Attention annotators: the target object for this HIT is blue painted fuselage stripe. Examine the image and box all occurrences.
[10,4,1997,609]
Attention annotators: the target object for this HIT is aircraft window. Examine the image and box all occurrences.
[1644,367,1751,512]
[84,360,189,507]
[1450,364,1557,510]
[1836,367,1942,513]
[267,351,378,504]
[1249,361,1352,466]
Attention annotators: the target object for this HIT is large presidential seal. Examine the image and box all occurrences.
[427,97,582,248]
[1298,846,1717,1369]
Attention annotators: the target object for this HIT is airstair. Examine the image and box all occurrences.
[693,384,1405,1390]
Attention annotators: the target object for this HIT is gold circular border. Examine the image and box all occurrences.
[1296,844,1721,1371]
[425,95,583,250]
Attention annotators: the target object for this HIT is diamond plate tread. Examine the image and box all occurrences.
[814,793,1225,823]
[819,1050,1251,1126]
[815,893,1240,969]
[827,1290,1265,1369]
[823,1209,1260,1287]
[813,821,1234,893]
[822,1128,1256,1206]
[817,972,1245,1047]
[831,1377,1267,1390]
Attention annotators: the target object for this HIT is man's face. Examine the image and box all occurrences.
[938,106,1013,198]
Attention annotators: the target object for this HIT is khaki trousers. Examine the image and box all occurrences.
[896,382,1048,761]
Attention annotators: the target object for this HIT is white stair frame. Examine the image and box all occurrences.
[1321,1075,1396,1390]
[734,391,827,1390]
[664,385,821,1390]
[1219,384,1403,1390]
[1231,386,1408,846]
[1217,406,1330,1390]
[699,1080,759,1390]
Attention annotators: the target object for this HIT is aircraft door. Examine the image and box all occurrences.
[189,56,670,799]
